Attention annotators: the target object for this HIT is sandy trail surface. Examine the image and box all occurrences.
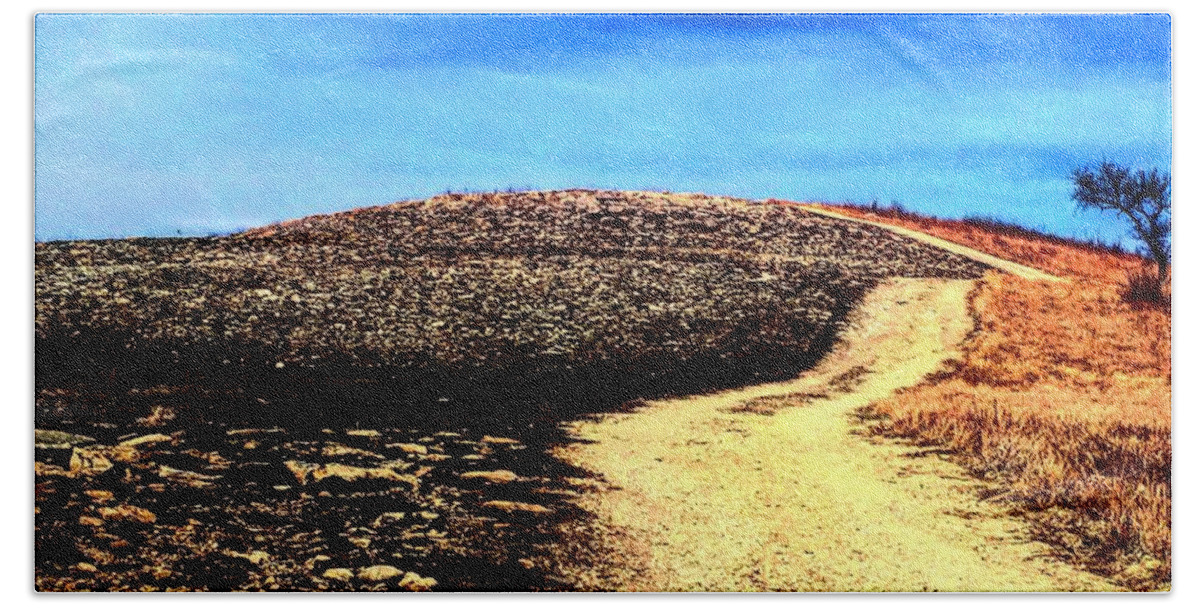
[555,278,1113,591]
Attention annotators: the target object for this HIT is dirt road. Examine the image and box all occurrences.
[555,278,1114,591]
[797,205,1068,283]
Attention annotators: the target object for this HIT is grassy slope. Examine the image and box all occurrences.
[804,202,1172,590]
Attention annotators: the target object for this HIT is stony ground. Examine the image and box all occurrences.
[36,190,985,384]
[35,190,992,591]
[36,421,603,591]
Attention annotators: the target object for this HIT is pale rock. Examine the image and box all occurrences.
[399,571,437,591]
[119,433,173,448]
[69,447,113,476]
[481,500,553,514]
[459,470,519,483]
[323,568,354,582]
[358,564,403,582]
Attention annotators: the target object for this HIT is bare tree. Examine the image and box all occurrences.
[1071,162,1171,292]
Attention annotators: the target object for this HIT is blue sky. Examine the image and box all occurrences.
[34,13,1171,245]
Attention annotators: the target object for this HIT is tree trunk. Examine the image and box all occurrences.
[1156,256,1170,297]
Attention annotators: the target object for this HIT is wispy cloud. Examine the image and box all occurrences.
[35,13,1170,244]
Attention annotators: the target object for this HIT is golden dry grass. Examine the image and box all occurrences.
[796,201,1171,589]
[818,203,1149,283]
[863,267,1170,589]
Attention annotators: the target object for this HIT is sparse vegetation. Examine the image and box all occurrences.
[1122,266,1170,307]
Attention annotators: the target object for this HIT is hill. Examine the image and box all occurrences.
[35,190,993,591]
[34,191,1173,592]
[36,190,987,429]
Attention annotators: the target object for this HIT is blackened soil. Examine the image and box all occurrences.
[36,414,605,591]
[35,346,829,591]
[34,190,990,591]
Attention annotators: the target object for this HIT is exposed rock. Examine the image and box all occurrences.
[311,463,417,488]
[226,428,285,436]
[358,564,403,582]
[459,470,519,483]
[322,443,383,459]
[105,445,141,463]
[370,513,406,529]
[84,490,114,503]
[183,449,232,468]
[35,429,95,449]
[224,549,271,567]
[480,435,521,445]
[284,460,318,485]
[97,505,156,524]
[285,460,419,489]
[481,500,553,514]
[386,443,427,455]
[399,571,437,591]
[135,405,176,427]
[531,487,579,497]
[35,462,71,477]
[118,433,173,448]
[322,568,354,582]
[145,565,173,580]
[158,465,221,488]
[305,555,332,571]
[37,192,986,442]
[69,447,113,476]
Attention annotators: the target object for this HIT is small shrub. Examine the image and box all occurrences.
[1123,267,1167,307]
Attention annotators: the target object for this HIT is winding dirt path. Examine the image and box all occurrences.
[555,278,1113,591]
[797,205,1068,283]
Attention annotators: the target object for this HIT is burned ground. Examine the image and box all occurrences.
[35,190,987,591]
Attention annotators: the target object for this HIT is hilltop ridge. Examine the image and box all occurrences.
[36,190,987,428]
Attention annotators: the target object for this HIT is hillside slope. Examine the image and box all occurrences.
[36,190,987,428]
[35,190,996,591]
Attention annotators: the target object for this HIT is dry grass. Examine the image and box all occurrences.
[815,202,1148,283]
[811,203,1172,590]
[870,272,1170,590]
